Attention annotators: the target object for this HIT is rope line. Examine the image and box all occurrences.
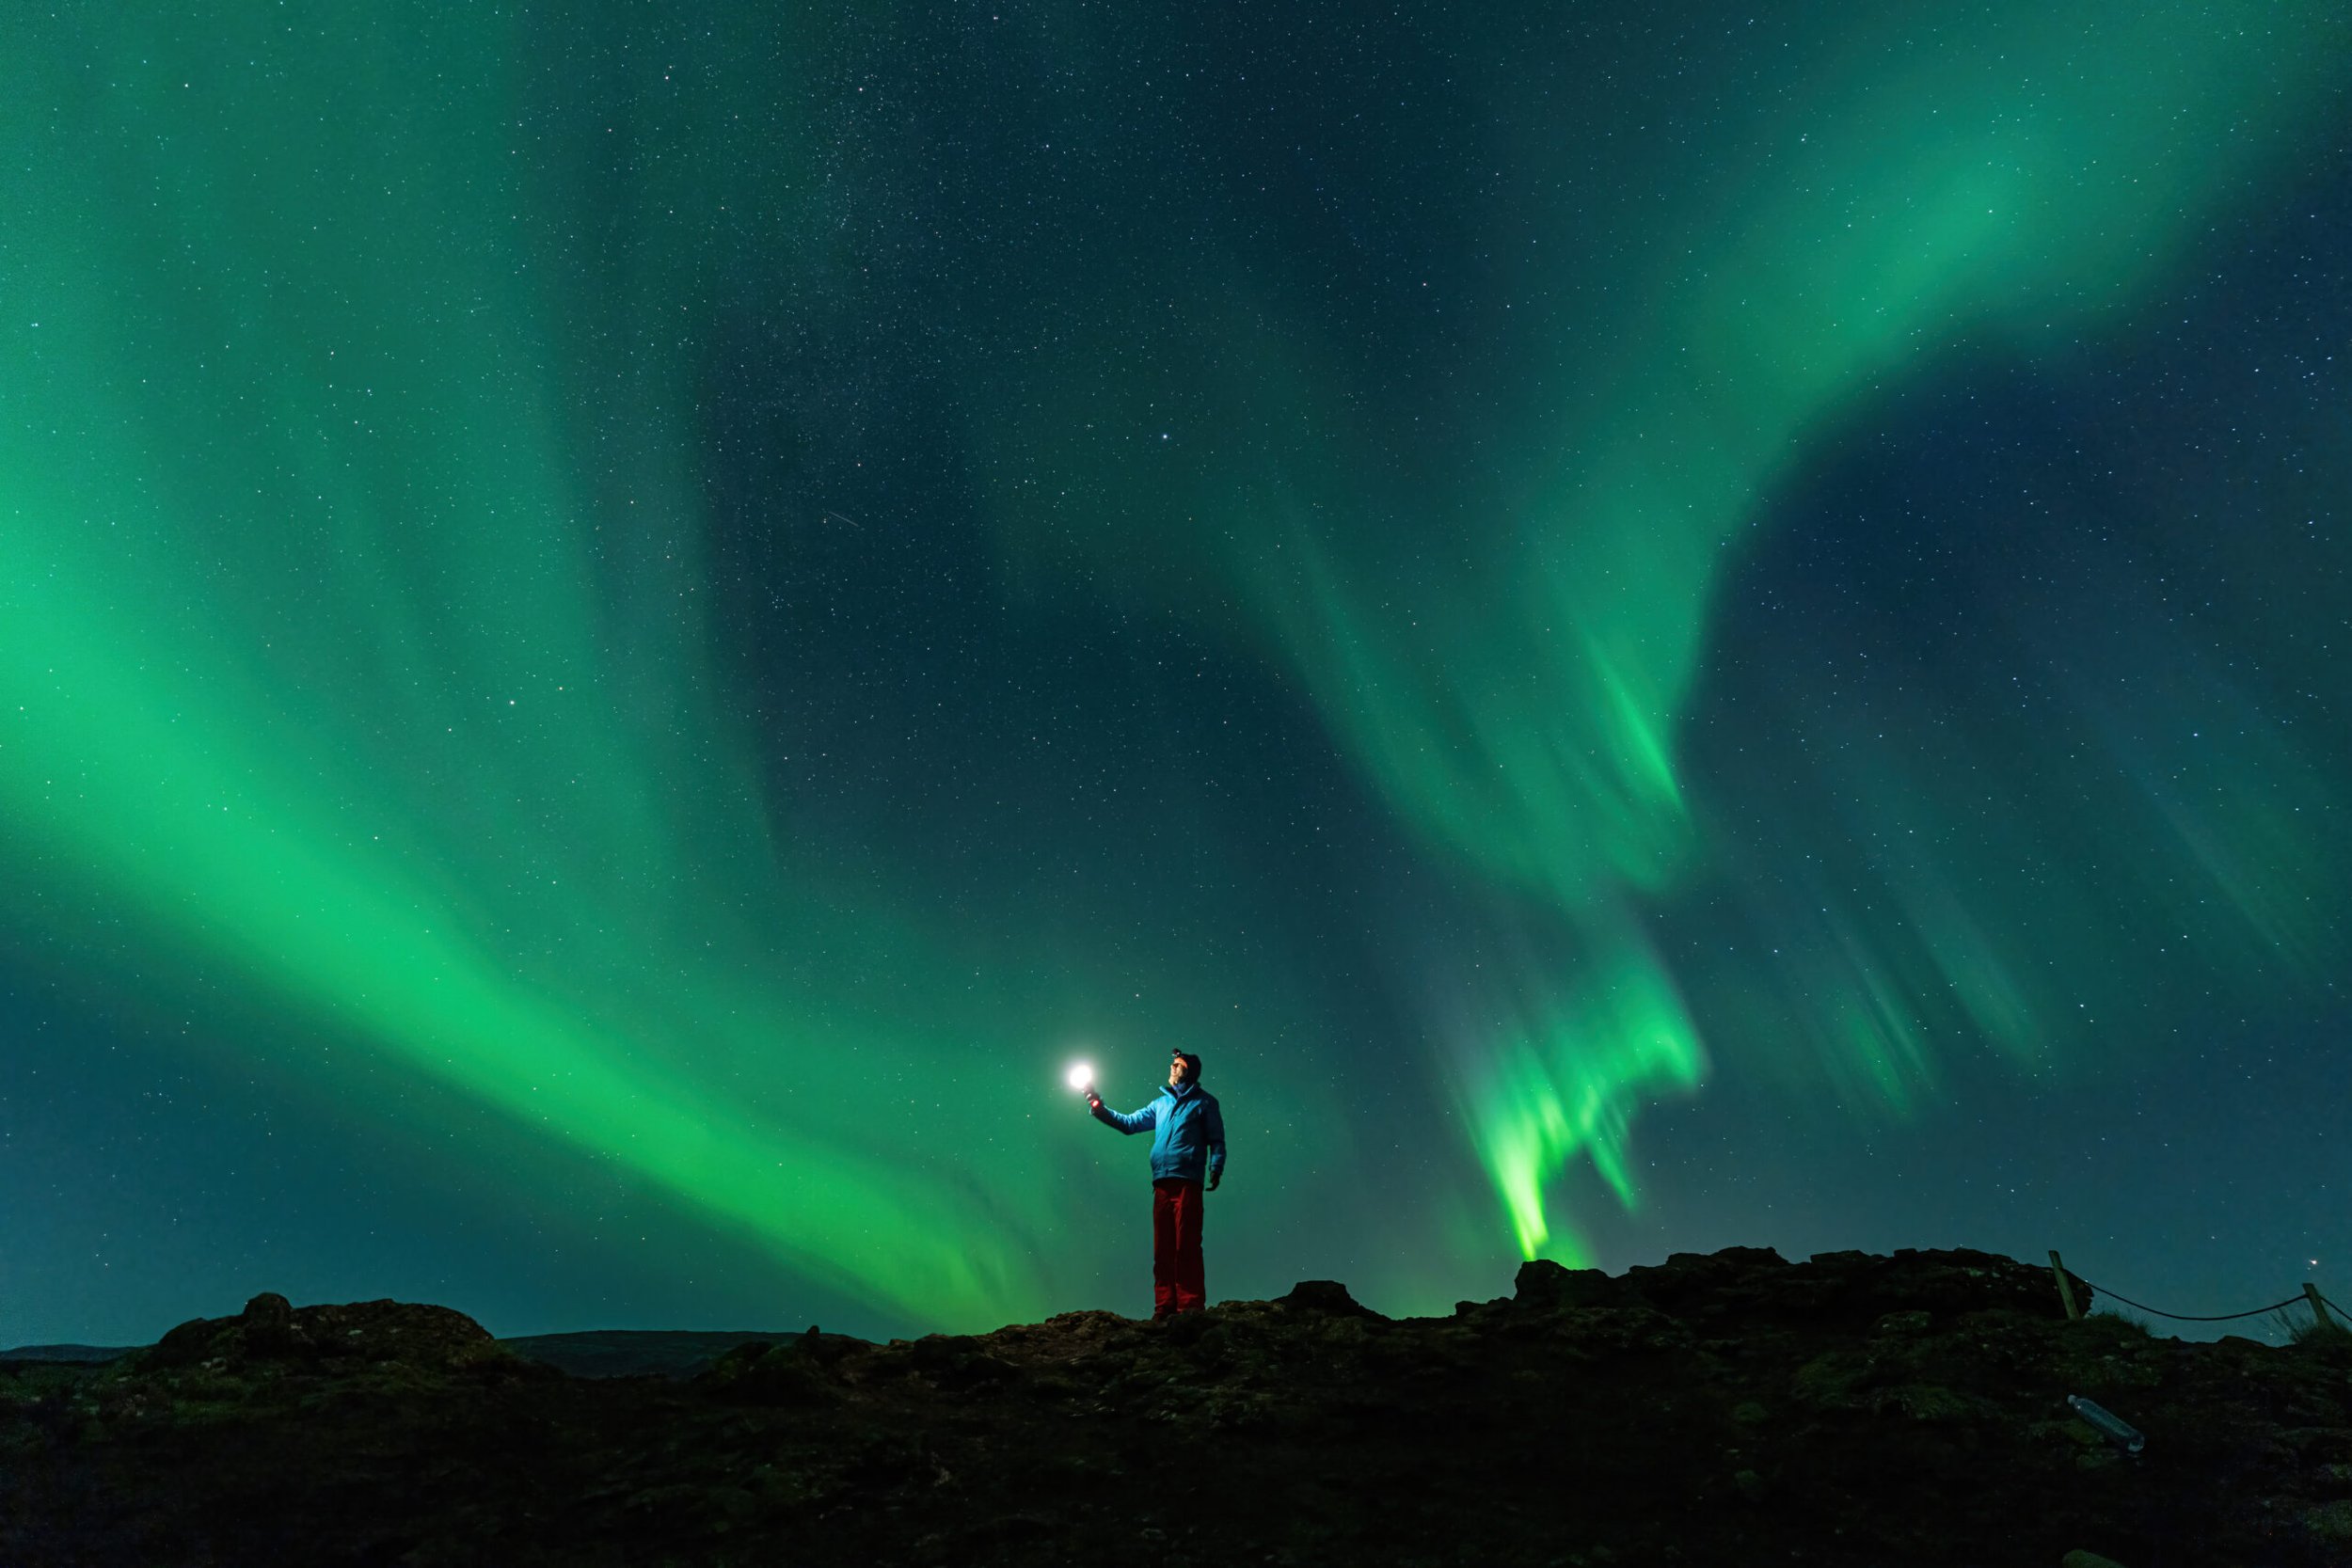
[2076,1279,2309,1323]
[2324,1293,2347,1322]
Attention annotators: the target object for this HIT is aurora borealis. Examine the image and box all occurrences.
[4,1,2345,1346]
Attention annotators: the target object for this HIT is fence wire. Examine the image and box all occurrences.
[2076,1279,2312,1323]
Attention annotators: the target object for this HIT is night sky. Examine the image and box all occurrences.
[5,1,2346,1349]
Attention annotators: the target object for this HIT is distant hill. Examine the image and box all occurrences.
[0,1344,135,1364]
[1,1333,787,1378]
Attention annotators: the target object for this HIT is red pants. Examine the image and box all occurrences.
[1152,1178,1206,1317]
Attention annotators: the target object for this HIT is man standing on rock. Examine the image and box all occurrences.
[1086,1051,1226,1320]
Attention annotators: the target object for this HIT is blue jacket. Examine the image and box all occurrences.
[1094,1081,1226,1184]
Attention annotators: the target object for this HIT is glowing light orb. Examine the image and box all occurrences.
[1065,1062,1094,1092]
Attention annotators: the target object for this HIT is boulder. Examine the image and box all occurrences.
[1620,1247,1791,1312]
[700,1338,846,1406]
[145,1293,499,1371]
[1514,1259,1620,1309]
[1277,1280,1382,1319]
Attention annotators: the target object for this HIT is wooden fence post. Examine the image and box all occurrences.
[2049,1250,2083,1322]
[2307,1282,2339,1335]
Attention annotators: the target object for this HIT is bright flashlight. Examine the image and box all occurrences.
[1066,1062,1095,1093]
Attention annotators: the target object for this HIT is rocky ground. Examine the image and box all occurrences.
[5,1246,2347,1567]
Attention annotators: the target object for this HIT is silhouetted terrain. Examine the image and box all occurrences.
[5,1247,2348,1566]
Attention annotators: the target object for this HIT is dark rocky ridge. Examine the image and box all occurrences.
[4,1246,2347,1566]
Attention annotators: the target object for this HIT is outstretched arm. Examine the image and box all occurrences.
[1090,1096,1157,1135]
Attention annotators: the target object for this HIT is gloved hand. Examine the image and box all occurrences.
[1086,1092,1103,1112]
[1206,1172,1221,1192]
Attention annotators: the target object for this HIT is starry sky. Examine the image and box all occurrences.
[4,0,2345,1348]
